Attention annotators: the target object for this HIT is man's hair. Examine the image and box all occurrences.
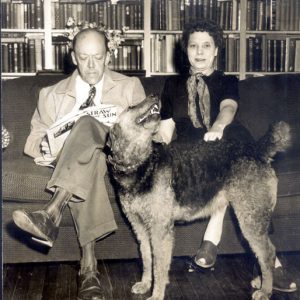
[181,19,224,53]
[72,28,109,52]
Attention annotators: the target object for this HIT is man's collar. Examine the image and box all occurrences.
[55,67,118,96]
[102,68,117,95]
[75,72,104,91]
[55,70,78,97]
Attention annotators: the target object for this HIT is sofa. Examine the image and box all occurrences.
[2,73,300,264]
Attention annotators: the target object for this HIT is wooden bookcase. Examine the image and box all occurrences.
[2,0,300,79]
[1,0,145,78]
[147,0,300,79]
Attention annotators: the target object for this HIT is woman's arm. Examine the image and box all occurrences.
[155,118,176,144]
[154,77,177,144]
[204,99,237,142]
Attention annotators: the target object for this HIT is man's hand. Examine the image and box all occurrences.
[40,138,56,161]
[203,125,224,142]
[41,139,51,155]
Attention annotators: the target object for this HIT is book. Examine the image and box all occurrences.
[231,0,238,30]
[165,34,175,73]
[24,40,29,71]
[279,39,285,72]
[285,36,297,72]
[8,43,14,72]
[294,39,300,71]
[247,36,254,72]
[253,35,262,71]
[28,38,36,72]
[46,104,122,156]
[19,42,25,72]
[35,0,42,29]
[2,43,9,72]
[30,2,36,29]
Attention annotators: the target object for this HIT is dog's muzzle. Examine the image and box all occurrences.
[136,103,160,124]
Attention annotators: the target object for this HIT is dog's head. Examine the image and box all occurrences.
[120,94,160,130]
[108,95,161,168]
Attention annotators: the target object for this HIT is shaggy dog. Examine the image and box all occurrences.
[107,95,291,300]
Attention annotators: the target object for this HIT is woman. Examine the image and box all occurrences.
[158,19,297,293]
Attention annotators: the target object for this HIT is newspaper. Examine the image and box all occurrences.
[46,104,122,156]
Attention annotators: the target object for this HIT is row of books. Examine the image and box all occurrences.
[246,35,300,72]
[150,34,181,73]
[52,42,69,71]
[1,38,44,73]
[51,40,144,71]
[1,0,43,29]
[220,34,240,72]
[51,0,143,30]
[246,0,300,31]
[109,42,144,71]
[151,0,240,31]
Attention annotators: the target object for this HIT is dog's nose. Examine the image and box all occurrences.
[148,94,161,109]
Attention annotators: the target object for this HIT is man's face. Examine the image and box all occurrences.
[71,31,110,85]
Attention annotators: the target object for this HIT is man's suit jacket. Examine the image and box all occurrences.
[24,68,146,158]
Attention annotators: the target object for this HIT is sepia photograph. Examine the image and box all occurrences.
[2,0,300,299]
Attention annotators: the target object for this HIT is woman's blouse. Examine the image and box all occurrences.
[160,70,239,142]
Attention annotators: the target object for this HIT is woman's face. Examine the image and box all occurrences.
[187,31,218,75]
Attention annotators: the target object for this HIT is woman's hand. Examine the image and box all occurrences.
[204,99,237,142]
[204,125,224,141]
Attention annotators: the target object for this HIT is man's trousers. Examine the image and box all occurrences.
[47,116,117,246]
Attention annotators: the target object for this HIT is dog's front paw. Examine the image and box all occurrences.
[131,281,151,294]
[252,290,270,300]
[251,275,262,289]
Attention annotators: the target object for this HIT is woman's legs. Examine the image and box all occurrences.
[203,206,227,245]
[194,206,226,268]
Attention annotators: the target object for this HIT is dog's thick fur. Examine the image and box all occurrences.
[108,95,291,300]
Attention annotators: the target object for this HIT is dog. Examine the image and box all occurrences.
[107,95,291,300]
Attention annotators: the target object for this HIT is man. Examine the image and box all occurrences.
[12,28,146,300]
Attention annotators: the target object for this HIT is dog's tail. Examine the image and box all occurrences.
[257,121,291,162]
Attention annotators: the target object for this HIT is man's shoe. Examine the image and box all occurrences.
[77,270,105,300]
[12,209,58,247]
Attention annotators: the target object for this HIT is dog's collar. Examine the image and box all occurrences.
[107,154,142,173]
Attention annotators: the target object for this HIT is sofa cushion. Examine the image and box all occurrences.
[274,152,300,197]
[238,74,300,152]
[3,156,52,202]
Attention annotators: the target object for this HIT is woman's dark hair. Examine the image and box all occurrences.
[181,19,224,53]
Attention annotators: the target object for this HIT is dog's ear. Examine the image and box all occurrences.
[107,123,121,150]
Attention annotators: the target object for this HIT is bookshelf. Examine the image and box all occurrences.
[148,0,300,79]
[1,0,300,79]
[1,0,145,78]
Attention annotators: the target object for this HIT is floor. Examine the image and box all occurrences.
[3,253,300,300]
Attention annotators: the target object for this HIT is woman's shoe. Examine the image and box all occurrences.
[273,266,297,293]
[194,240,218,269]
[252,264,297,293]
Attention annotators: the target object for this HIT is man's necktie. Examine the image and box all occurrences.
[79,85,96,110]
